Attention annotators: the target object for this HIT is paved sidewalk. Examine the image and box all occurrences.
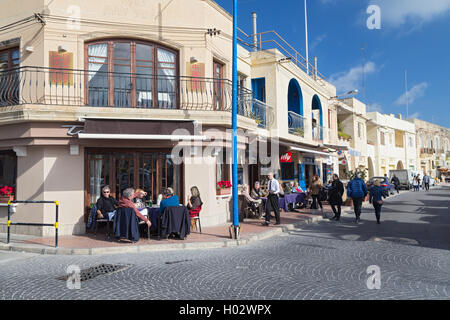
[0,205,345,255]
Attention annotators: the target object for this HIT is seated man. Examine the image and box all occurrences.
[118,188,151,228]
[159,188,180,214]
[133,188,149,218]
[96,185,119,221]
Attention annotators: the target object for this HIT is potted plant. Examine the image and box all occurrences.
[0,185,15,203]
[293,127,304,137]
[217,180,232,195]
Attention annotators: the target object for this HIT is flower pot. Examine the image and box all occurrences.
[0,195,14,203]
[217,188,231,196]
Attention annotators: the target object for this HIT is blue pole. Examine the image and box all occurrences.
[232,0,239,234]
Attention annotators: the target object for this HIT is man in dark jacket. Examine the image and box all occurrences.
[346,172,368,224]
[391,174,400,194]
[328,174,344,221]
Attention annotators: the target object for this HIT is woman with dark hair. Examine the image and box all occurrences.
[328,174,344,221]
[187,186,203,230]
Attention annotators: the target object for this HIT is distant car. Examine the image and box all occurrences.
[367,177,395,196]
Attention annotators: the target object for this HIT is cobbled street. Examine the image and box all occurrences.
[1,186,449,300]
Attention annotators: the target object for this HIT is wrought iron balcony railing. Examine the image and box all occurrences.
[0,66,273,128]
[288,111,305,137]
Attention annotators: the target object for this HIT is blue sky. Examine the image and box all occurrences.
[214,0,450,128]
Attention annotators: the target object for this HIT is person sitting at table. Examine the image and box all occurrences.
[187,186,203,230]
[133,188,149,218]
[118,188,151,228]
[159,188,180,214]
[283,182,293,194]
[96,185,119,221]
[242,184,263,218]
[251,181,265,199]
[293,181,304,193]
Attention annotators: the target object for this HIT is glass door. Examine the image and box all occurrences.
[115,152,134,199]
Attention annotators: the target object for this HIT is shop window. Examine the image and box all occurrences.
[0,150,17,190]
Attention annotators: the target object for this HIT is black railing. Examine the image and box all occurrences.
[0,66,273,128]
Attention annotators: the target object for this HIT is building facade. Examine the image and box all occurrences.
[0,0,340,236]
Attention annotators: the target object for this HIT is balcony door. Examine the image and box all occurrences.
[0,47,20,106]
[213,60,224,110]
[86,40,177,108]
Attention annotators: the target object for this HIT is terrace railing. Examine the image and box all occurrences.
[288,111,305,137]
[0,66,273,128]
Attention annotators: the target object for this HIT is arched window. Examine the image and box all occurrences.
[312,94,323,141]
[86,39,177,108]
[288,79,303,116]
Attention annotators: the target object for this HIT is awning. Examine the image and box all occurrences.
[290,146,331,157]
[78,119,206,140]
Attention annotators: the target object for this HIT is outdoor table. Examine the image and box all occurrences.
[261,192,306,212]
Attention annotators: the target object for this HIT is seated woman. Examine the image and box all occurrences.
[242,184,263,218]
[283,182,293,194]
[159,188,180,214]
[133,188,149,219]
[96,185,119,221]
[293,180,304,193]
[251,181,265,199]
[118,188,151,228]
[186,186,203,230]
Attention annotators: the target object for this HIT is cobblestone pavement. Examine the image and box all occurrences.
[0,186,449,300]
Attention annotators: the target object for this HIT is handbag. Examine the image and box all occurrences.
[376,200,383,205]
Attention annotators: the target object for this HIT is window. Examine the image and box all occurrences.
[328,110,332,129]
[0,150,17,190]
[0,46,20,106]
[357,123,362,138]
[280,162,295,180]
[213,60,225,110]
[409,137,413,148]
[216,149,230,184]
[86,40,177,108]
[380,132,385,145]
[87,150,182,205]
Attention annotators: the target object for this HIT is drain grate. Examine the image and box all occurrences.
[57,264,131,282]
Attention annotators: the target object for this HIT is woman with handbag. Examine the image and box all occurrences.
[369,179,387,224]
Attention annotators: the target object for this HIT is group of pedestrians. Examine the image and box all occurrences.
[413,173,431,191]
[329,172,386,225]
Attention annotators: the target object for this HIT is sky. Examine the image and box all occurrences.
[214,0,450,128]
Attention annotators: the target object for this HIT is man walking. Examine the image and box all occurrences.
[423,173,430,191]
[391,174,400,194]
[263,172,281,226]
[347,172,368,224]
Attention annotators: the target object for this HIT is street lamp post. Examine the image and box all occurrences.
[231,0,240,239]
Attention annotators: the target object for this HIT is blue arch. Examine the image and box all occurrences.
[312,94,323,127]
[288,79,303,116]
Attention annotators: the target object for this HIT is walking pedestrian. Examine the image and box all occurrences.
[309,175,324,215]
[262,172,281,226]
[346,172,368,224]
[369,179,386,224]
[423,173,430,191]
[391,174,400,194]
[412,176,419,191]
[328,174,344,221]
[416,174,422,190]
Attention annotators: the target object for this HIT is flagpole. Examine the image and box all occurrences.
[304,0,309,75]
[231,0,240,239]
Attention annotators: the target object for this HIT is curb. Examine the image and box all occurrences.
[0,215,326,256]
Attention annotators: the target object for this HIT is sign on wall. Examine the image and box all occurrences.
[280,152,292,163]
[49,51,73,85]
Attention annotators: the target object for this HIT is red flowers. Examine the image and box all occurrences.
[0,186,14,196]
[217,181,232,189]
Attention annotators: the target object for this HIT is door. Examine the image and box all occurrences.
[213,60,224,110]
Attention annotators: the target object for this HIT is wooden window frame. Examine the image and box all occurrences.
[85,39,179,108]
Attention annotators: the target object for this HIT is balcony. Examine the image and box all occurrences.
[288,111,305,137]
[420,148,435,155]
[0,66,273,128]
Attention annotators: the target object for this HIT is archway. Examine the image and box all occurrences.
[397,161,404,170]
[368,157,375,178]
[312,94,323,140]
[288,79,303,115]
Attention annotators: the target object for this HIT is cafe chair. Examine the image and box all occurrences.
[190,206,202,233]
[87,204,111,239]
[158,206,190,240]
[113,207,140,242]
